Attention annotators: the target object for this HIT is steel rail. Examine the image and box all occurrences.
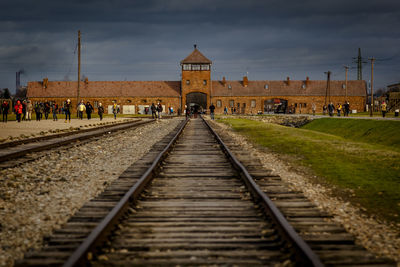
[0,119,147,149]
[63,118,189,267]
[0,119,155,163]
[202,117,323,267]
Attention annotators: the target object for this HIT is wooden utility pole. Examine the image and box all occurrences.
[77,30,81,106]
[324,71,331,106]
[344,66,349,102]
[369,57,375,117]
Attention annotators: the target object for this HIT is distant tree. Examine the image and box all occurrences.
[15,87,27,98]
[3,88,10,99]
[374,88,387,97]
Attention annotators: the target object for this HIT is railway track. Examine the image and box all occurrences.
[16,117,395,266]
[0,119,154,169]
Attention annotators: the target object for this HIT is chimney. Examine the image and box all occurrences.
[16,72,20,91]
[243,76,248,87]
[286,76,290,86]
[85,77,89,84]
[305,76,310,86]
[222,76,226,86]
[42,78,48,89]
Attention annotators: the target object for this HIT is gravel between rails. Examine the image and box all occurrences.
[0,118,183,266]
[208,118,400,265]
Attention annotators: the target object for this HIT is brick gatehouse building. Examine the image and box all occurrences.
[27,47,367,114]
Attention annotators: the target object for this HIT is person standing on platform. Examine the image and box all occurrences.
[86,101,93,120]
[14,100,23,122]
[112,102,119,120]
[98,103,104,121]
[2,100,9,123]
[328,102,334,117]
[185,105,190,119]
[209,103,215,120]
[52,103,58,121]
[22,100,27,121]
[35,103,42,121]
[151,103,157,119]
[26,100,33,121]
[157,102,163,119]
[44,102,50,120]
[336,103,342,116]
[78,101,85,119]
[381,101,387,118]
[65,99,71,122]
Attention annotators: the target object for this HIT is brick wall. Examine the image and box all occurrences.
[181,70,211,108]
[210,95,366,114]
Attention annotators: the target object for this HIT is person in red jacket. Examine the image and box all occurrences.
[14,100,23,122]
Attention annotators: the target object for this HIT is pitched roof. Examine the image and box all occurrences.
[27,81,181,98]
[211,80,367,97]
[180,48,212,64]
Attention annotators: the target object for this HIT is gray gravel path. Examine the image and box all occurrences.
[0,118,183,266]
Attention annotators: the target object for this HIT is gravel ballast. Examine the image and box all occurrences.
[0,118,183,266]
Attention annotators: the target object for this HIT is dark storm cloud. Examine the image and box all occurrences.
[0,0,399,92]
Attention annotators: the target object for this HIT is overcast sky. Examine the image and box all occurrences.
[1,0,399,93]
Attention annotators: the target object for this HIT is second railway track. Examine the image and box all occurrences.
[17,117,396,266]
[0,119,155,169]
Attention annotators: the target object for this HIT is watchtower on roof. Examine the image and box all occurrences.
[180,45,212,111]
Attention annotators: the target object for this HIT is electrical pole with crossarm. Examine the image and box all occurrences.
[77,30,81,107]
[369,57,375,117]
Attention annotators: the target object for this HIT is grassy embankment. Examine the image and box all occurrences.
[217,117,400,224]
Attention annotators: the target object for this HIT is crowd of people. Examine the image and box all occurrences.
[1,99,120,123]
[322,101,351,117]
[1,98,393,123]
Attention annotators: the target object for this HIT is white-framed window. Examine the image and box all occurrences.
[251,99,256,108]
[201,64,210,70]
[183,64,191,70]
[217,100,222,107]
[192,64,201,71]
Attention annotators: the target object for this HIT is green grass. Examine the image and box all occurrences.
[218,118,400,224]
[302,118,400,150]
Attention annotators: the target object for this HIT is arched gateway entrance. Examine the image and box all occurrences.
[186,92,207,113]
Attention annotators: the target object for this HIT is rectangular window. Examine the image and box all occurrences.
[201,64,210,70]
[237,103,240,108]
[183,64,191,70]
[217,100,222,107]
[251,100,256,108]
[203,80,207,85]
[94,101,99,108]
[229,100,234,107]
[303,103,307,108]
[242,103,246,108]
[295,103,297,108]
[192,64,201,71]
